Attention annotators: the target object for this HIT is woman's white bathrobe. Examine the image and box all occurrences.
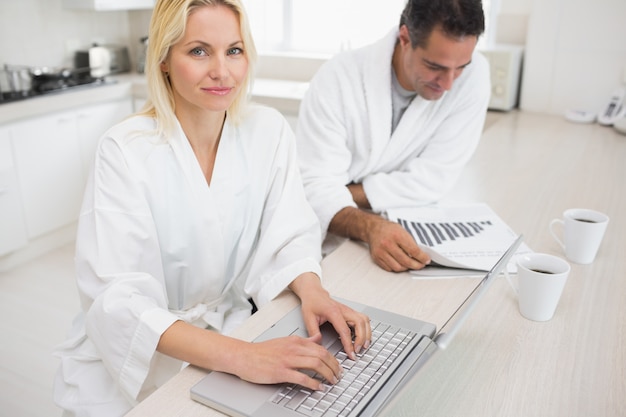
[296,29,491,247]
[54,105,322,416]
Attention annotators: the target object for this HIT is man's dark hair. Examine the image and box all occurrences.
[399,0,485,48]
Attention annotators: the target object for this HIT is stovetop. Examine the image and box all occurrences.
[1,75,114,105]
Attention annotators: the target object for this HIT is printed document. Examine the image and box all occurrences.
[387,202,531,278]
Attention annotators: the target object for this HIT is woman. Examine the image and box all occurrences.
[53,1,371,416]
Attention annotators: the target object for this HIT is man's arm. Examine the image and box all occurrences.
[329,184,430,272]
[347,183,371,209]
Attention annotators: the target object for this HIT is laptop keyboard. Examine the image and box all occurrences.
[270,319,417,417]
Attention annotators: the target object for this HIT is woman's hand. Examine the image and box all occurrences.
[235,333,342,391]
[289,273,372,361]
[158,273,371,392]
[235,273,371,391]
[158,320,342,392]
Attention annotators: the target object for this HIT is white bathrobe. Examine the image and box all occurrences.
[54,104,322,416]
[296,29,491,247]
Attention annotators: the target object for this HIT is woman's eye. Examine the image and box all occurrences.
[191,47,206,56]
[228,47,243,56]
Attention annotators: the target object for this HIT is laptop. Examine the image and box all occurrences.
[191,235,524,417]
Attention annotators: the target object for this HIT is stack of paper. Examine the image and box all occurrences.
[386,203,531,277]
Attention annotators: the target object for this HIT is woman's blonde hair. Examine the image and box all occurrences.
[139,0,257,137]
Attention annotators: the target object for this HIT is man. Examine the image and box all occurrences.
[296,0,490,272]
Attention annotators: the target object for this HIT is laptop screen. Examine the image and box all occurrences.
[434,234,523,349]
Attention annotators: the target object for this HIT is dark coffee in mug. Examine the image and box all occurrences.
[530,269,555,274]
[573,218,597,223]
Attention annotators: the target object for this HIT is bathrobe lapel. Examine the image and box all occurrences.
[168,121,228,299]
[362,30,397,174]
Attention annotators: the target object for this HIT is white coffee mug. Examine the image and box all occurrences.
[512,253,570,322]
[549,208,609,264]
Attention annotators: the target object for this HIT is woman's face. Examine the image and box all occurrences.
[162,5,248,115]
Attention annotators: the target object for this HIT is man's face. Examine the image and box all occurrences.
[395,25,477,100]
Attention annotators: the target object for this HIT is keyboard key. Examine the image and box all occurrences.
[341,358,356,370]
[285,389,312,410]
[314,399,333,413]
[329,401,345,414]
[302,396,318,409]
[296,405,324,417]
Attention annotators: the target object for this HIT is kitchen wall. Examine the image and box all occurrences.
[493,0,532,45]
[128,9,152,65]
[520,0,626,114]
[0,0,133,69]
[1,0,626,116]
[488,0,626,115]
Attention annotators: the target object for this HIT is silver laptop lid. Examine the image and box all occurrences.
[433,234,523,349]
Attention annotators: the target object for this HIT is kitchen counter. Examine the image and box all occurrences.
[0,71,307,126]
[0,73,147,126]
[251,78,308,115]
[118,73,307,114]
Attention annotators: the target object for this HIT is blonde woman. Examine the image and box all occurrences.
[53,1,371,416]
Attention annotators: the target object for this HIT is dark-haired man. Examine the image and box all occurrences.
[296,0,490,272]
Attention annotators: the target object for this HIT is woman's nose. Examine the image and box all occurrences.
[208,57,229,80]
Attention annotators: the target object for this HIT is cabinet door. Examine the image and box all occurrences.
[63,0,154,10]
[0,126,28,255]
[11,111,85,239]
[76,98,133,178]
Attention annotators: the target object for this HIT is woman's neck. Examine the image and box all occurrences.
[177,109,227,186]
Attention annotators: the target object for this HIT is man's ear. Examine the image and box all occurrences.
[398,25,412,49]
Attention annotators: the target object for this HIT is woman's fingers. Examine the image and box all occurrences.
[242,335,341,391]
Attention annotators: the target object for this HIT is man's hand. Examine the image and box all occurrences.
[366,217,431,272]
[329,206,431,272]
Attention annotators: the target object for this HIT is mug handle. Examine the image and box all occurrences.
[549,219,565,249]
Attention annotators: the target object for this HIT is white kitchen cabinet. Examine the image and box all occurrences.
[11,112,86,239]
[63,0,154,11]
[0,127,28,256]
[10,98,133,240]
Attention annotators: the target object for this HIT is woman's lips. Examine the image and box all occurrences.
[204,87,232,96]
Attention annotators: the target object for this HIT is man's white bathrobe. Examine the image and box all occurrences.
[296,29,490,248]
[54,105,322,416]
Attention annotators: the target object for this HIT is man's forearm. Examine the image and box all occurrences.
[328,206,383,243]
[347,183,371,209]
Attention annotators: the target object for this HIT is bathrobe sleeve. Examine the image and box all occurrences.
[242,108,323,307]
[296,57,361,236]
[75,131,180,402]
